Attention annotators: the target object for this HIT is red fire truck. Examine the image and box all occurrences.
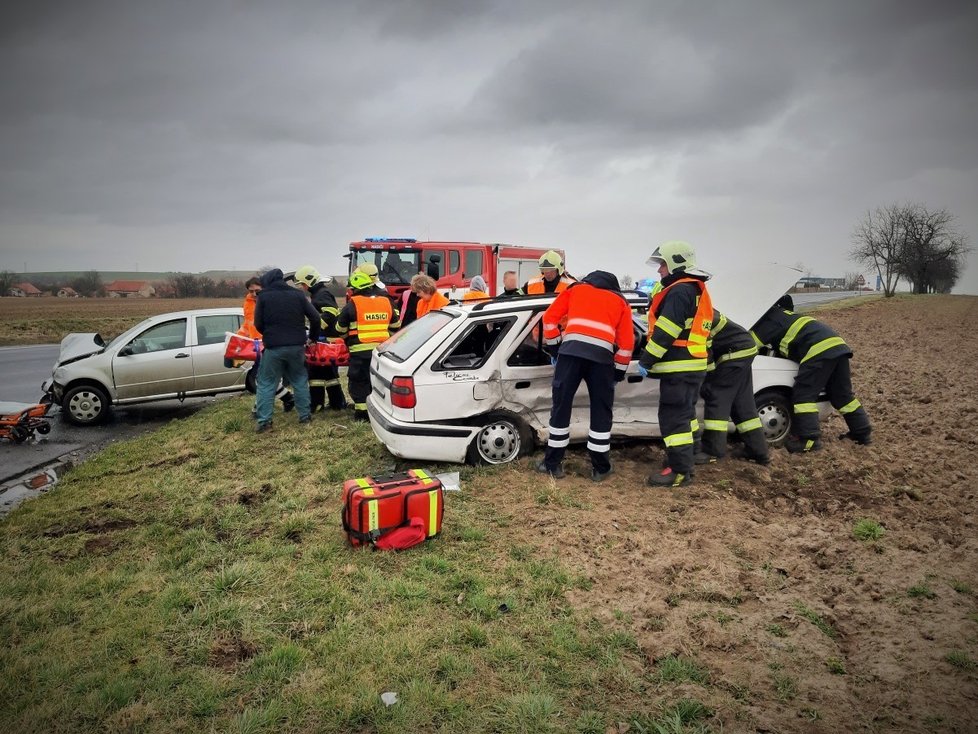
[347,238,563,297]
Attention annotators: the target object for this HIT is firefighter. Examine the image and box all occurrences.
[537,271,634,481]
[695,310,769,465]
[750,294,871,452]
[334,271,401,421]
[294,265,347,412]
[523,250,576,294]
[637,241,713,487]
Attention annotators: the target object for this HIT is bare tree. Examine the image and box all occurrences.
[850,204,904,297]
[0,269,17,296]
[843,271,861,290]
[620,274,634,290]
[897,204,971,294]
[71,270,104,297]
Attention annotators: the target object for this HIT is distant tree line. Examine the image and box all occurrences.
[164,274,245,298]
[850,203,972,296]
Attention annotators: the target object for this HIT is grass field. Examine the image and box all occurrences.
[0,297,241,346]
[0,399,707,733]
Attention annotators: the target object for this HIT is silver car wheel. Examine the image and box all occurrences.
[755,390,791,445]
[64,385,109,425]
[474,420,522,464]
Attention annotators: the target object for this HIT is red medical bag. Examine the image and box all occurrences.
[305,341,350,367]
[341,469,444,548]
[224,333,262,361]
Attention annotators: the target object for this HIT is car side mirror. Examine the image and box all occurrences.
[118,345,133,357]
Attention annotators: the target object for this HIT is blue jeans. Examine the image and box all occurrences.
[256,345,310,424]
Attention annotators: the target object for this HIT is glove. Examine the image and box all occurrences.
[637,364,649,378]
[550,356,557,366]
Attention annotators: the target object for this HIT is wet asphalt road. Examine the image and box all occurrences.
[0,344,229,483]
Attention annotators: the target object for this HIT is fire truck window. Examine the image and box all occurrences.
[464,250,484,279]
[425,250,445,279]
[450,251,460,274]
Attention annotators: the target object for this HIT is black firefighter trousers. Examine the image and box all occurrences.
[308,363,346,411]
[347,350,373,417]
[700,357,768,461]
[657,372,706,476]
[791,354,871,440]
[544,354,615,474]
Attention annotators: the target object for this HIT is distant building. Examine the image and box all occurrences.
[105,280,156,298]
[795,276,846,290]
[57,286,80,298]
[9,282,42,297]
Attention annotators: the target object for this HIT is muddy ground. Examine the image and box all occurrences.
[491,295,978,733]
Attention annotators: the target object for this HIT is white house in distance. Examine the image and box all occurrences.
[104,280,156,298]
[9,282,43,297]
[57,286,79,298]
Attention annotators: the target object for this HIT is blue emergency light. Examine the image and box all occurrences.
[364,237,417,243]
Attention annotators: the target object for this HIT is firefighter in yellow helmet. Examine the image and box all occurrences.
[523,250,576,294]
[334,270,401,421]
[638,241,714,487]
[294,265,346,412]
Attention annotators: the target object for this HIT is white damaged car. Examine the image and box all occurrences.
[42,308,248,425]
[367,264,828,464]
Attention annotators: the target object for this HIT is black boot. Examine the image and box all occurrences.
[280,393,295,413]
[785,435,822,453]
[839,431,872,445]
[646,467,691,487]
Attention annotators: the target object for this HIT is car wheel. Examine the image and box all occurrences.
[62,384,110,426]
[36,422,51,435]
[755,389,792,446]
[467,412,533,465]
[245,365,258,394]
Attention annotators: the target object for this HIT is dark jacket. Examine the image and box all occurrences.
[750,306,851,364]
[638,271,711,374]
[708,310,757,367]
[255,269,321,348]
[309,281,340,336]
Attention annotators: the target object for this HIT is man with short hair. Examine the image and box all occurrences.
[254,268,322,432]
[501,270,523,297]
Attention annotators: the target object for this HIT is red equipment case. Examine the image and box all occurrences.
[224,333,262,361]
[341,469,444,547]
[305,341,350,367]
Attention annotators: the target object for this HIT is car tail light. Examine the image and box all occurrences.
[390,376,416,409]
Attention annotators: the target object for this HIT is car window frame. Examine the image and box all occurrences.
[432,315,518,372]
[126,318,188,355]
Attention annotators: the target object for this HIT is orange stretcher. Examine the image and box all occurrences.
[0,401,53,443]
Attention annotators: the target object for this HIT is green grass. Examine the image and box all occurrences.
[793,601,837,639]
[853,518,885,541]
[0,397,694,732]
[908,582,937,600]
[944,650,976,672]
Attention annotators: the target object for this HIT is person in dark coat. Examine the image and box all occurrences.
[253,268,321,432]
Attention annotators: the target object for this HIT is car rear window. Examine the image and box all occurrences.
[379,311,456,363]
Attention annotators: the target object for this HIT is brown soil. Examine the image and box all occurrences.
[491,295,978,732]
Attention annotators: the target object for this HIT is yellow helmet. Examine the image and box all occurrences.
[647,241,697,275]
[349,271,373,290]
[538,250,564,275]
[294,265,320,288]
[356,262,379,280]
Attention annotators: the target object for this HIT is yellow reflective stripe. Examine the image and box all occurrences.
[793,403,819,414]
[779,316,814,357]
[712,313,727,335]
[323,379,340,387]
[349,343,377,352]
[353,402,367,410]
[651,358,708,373]
[717,346,758,363]
[664,432,694,447]
[736,417,762,433]
[690,419,699,433]
[321,306,339,316]
[800,336,846,364]
[335,323,348,334]
[356,478,371,488]
[839,398,861,414]
[655,316,682,339]
[704,419,728,432]
[367,500,378,533]
[412,468,434,485]
[645,341,667,358]
[428,489,438,536]
[751,331,764,348]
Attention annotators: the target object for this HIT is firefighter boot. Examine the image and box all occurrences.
[280,393,295,413]
[839,431,872,445]
[535,461,565,479]
[785,435,823,453]
[646,467,691,488]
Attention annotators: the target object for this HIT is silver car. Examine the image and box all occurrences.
[42,308,248,425]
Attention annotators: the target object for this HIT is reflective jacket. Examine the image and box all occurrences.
[525,274,576,294]
[707,310,757,370]
[335,286,401,353]
[638,275,713,375]
[750,307,851,364]
[542,273,634,375]
[310,282,341,337]
[416,291,450,318]
[238,292,261,339]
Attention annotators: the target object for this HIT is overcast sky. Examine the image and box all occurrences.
[2,1,977,292]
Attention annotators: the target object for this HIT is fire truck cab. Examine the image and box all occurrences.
[347,238,563,298]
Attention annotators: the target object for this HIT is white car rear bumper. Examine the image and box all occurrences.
[366,396,478,464]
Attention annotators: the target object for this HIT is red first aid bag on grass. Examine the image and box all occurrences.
[374,516,427,551]
[341,469,443,548]
[305,340,350,367]
[224,333,262,361]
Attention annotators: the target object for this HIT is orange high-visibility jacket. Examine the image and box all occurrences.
[542,283,635,374]
[416,291,450,317]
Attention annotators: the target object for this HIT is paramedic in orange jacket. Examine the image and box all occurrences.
[637,242,713,488]
[537,270,634,482]
[523,250,577,294]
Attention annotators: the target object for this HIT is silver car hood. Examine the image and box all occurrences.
[57,333,106,365]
